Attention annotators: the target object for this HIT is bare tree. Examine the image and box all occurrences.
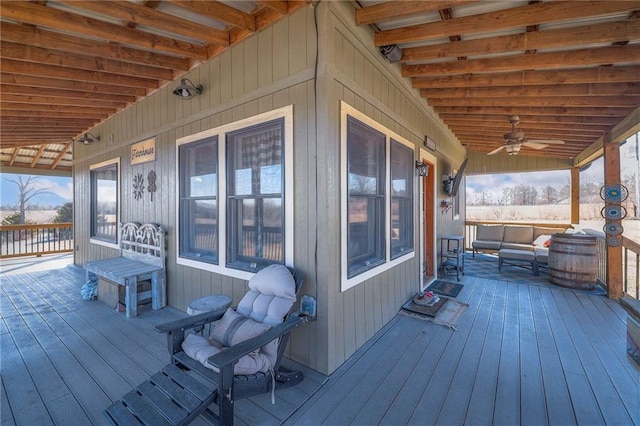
[3,175,51,224]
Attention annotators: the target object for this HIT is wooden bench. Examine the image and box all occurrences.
[85,222,166,318]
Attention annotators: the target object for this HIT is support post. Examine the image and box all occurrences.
[604,133,623,299]
[571,167,580,225]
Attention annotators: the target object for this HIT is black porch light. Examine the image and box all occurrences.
[172,78,203,100]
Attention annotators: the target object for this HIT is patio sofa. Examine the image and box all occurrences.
[472,224,569,265]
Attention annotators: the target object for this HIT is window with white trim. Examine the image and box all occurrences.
[90,158,120,247]
[341,102,415,291]
[176,106,293,280]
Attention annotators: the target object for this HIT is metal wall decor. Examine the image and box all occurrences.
[606,236,622,247]
[603,222,623,235]
[133,173,145,200]
[602,205,627,220]
[147,170,157,201]
[600,184,628,202]
[600,183,628,247]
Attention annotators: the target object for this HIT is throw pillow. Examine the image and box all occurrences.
[533,234,551,247]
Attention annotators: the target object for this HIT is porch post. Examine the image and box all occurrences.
[603,132,624,299]
[570,167,580,225]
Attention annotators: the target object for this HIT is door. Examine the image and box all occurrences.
[419,148,437,289]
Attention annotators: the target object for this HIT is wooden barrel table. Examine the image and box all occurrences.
[548,233,598,290]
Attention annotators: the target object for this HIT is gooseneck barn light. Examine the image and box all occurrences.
[172,78,203,100]
[77,133,100,145]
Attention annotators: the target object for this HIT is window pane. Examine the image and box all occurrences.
[227,119,285,271]
[348,117,385,195]
[346,116,385,277]
[348,197,385,276]
[179,137,218,263]
[391,140,414,258]
[91,164,118,243]
[181,199,218,261]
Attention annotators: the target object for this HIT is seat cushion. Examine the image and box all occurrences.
[535,247,549,264]
[476,225,504,241]
[499,248,535,261]
[472,240,502,251]
[501,242,535,251]
[210,308,271,350]
[503,226,534,244]
[533,227,565,239]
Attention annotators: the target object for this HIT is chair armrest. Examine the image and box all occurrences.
[155,307,227,333]
[207,315,303,369]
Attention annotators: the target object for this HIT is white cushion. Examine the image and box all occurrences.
[210,308,271,353]
[237,264,296,326]
[533,234,552,247]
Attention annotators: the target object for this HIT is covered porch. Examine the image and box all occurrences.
[2,255,637,425]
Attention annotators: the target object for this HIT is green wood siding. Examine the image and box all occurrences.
[73,3,467,375]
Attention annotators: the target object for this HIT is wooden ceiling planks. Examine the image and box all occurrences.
[356,0,640,160]
[0,0,302,171]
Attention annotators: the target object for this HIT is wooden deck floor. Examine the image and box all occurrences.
[2,256,639,425]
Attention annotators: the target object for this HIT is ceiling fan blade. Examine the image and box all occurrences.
[527,139,565,145]
[487,145,505,155]
[522,141,549,150]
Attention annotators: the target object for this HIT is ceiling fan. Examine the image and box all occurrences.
[487,115,564,156]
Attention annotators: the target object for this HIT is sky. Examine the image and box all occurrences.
[466,133,640,204]
[1,174,73,208]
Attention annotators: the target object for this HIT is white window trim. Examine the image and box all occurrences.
[176,105,294,281]
[340,101,415,292]
[89,157,121,249]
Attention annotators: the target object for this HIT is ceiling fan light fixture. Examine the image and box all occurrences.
[172,78,203,100]
[77,132,100,145]
[505,144,521,155]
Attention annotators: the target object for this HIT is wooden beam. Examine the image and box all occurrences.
[8,148,20,166]
[1,60,158,88]
[411,66,640,89]
[603,132,623,299]
[404,45,640,77]
[443,118,611,132]
[375,1,638,46]
[1,103,116,114]
[61,0,229,46]
[403,19,640,61]
[438,114,620,126]
[51,142,73,170]
[356,1,475,25]
[0,110,109,119]
[432,106,634,117]
[422,83,640,99]
[571,167,580,225]
[0,117,98,126]
[428,96,640,108]
[30,145,48,168]
[256,1,288,15]
[0,2,208,59]
[0,42,174,81]
[447,126,604,139]
[0,73,147,97]
[169,0,256,31]
[0,22,190,70]
[0,84,137,103]
[1,94,127,109]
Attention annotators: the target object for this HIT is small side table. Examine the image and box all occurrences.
[187,294,232,336]
[440,235,465,281]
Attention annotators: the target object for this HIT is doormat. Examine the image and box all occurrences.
[427,280,464,298]
[401,295,448,317]
[400,298,469,330]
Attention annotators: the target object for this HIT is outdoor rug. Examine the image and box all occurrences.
[401,297,469,330]
[427,280,464,298]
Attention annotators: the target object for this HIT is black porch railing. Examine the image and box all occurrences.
[0,223,73,259]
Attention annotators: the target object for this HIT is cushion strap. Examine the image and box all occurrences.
[222,315,249,347]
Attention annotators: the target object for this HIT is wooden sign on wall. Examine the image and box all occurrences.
[131,138,156,165]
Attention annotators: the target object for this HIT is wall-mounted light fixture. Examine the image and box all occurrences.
[415,161,429,177]
[172,78,203,99]
[77,133,100,145]
[379,44,402,63]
